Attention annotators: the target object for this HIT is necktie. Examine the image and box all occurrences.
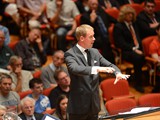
[128,24,138,46]
[97,15,107,38]
[85,49,91,66]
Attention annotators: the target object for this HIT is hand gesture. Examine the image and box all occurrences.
[114,73,130,84]
[90,10,97,23]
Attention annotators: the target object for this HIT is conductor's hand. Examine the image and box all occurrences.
[114,73,130,84]
[97,67,115,73]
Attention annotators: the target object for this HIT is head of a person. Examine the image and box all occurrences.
[0,73,12,96]
[0,30,5,48]
[20,97,35,117]
[54,70,70,88]
[156,24,160,37]
[0,105,7,120]
[52,50,64,68]
[76,24,95,49]
[28,27,41,44]
[118,6,136,23]
[144,0,156,15]
[88,0,99,11]
[55,94,68,118]
[29,78,43,95]
[8,56,23,73]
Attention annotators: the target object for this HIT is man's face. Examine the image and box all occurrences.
[57,72,70,87]
[11,58,23,73]
[32,83,43,95]
[144,2,155,15]
[125,12,134,23]
[89,0,98,11]
[28,29,41,43]
[52,52,64,67]
[59,97,68,113]
[22,101,34,116]
[0,78,12,95]
[0,31,5,48]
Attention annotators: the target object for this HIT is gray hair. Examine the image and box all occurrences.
[20,97,36,107]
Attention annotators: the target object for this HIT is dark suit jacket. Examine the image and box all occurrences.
[19,112,44,120]
[113,22,142,52]
[118,0,143,6]
[98,0,120,9]
[136,11,160,39]
[65,46,121,114]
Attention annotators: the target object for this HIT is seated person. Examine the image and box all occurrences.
[28,78,51,113]
[0,73,21,114]
[136,0,160,39]
[19,97,44,120]
[14,27,47,71]
[41,50,68,89]
[0,24,10,46]
[52,94,68,120]
[49,70,70,108]
[8,55,33,92]
[75,0,90,14]
[0,30,14,69]
[149,24,160,92]
[113,6,145,93]
[98,0,120,10]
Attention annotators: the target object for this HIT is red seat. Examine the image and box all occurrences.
[32,70,42,78]
[105,8,119,19]
[18,90,32,100]
[8,41,18,50]
[138,93,160,107]
[43,87,55,96]
[105,98,137,115]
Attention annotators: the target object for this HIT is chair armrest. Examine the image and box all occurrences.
[112,95,135,100]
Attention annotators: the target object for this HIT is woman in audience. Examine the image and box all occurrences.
[53,94,68,120]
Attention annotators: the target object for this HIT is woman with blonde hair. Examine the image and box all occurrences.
[113,5,145,93]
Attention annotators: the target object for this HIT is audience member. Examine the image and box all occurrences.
[49,70,70,108]
[136,0,160,39]
[64,24,129,120]
[98,0,120,10]
[8,55,33,92]
[19,97,44,120]
[80,0,117,63]
[149,24,160,93]
[0,24,10,46]
[0,105,6,120]
[52,94,69,120]
[118,0,144,6]
[46,0,80,51]
[0,73,21,114]
[0,30,14,69]
[14,27,47,71]
[75,0,90,14]
[41,50,68,89]
[113,6,145,92]
[16,0,48,24]
[28,78,51,114]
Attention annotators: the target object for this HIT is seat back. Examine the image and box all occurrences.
[142,36,157,57]
[32,70,42,78]
[105,8,119,19]
[138,93,160,107]
[124,3,143,15]
[43,87,55,96]
[100,78,130,101]
[18,90,32,100]
[105,98,137,115]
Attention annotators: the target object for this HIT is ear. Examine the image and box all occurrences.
[80,36,84,41]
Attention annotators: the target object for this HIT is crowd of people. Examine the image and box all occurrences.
[0,0,160,120]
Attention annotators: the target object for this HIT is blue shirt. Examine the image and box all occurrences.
[0,25,10,45]
[28,94,51,113]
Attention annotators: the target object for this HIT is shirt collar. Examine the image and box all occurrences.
[76,43,86,53]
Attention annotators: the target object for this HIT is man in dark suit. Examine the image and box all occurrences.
[80,0,117,64]
[113,6,145,92]
[65,24,130,120]
[136,0,160,39]
[19,97,44,120]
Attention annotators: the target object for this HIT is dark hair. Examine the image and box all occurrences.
[29,78,43,88]
[144,0,156,6]
[54,69,67,81]
[55,94,68,120]
[0,73,12,83]
[156,24,160,31]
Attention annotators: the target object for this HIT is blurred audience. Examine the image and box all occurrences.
[14,27,47,71]
[8,55,33,93]
[19,97,44,120]
[46,0,80,51]
[41,50,68,89]
[136,0,160,39]
[98,0,120,10]
[0,30,14,69]
[0,24,10,46]
[75,0,90,14]
[0,73,21,114]
[52,94,68,120]
[80,0,116,63]
[113,6,145,93]
[28,78,51,114]
[49,70,70,108]
[118,0,144,6]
